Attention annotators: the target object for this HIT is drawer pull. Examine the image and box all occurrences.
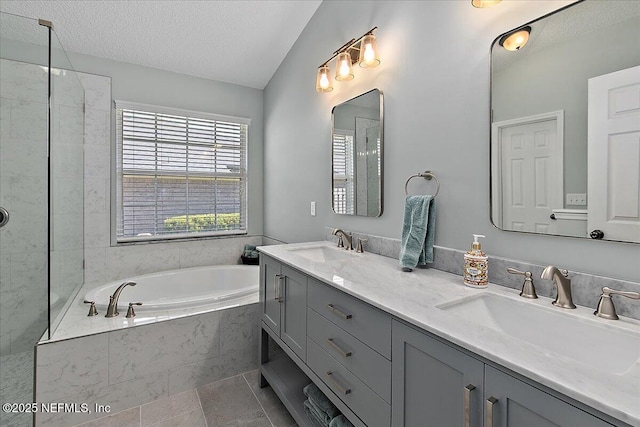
[327,338,352,358]
[326,371,351,395]
[464,384,476,427]
[485,396,498,427]
[326,304,352,320]
[274,275,284,302]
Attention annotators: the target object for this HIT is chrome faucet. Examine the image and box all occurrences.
[332,228,353,250]
[541,266,576,309]
[105,281,136,318]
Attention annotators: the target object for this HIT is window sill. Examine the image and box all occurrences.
[114,230,249,246]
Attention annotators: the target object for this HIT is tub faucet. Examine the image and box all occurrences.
[332,228,353,250]
[105,281,136,318]
[541,266,576,309]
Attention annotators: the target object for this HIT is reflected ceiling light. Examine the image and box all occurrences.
[499,26,531,51]
[471,0,501,7]
[315,27,380,93]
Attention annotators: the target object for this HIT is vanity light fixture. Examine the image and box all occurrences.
[499,26,531,51]
[471,0,501,7]
[315,27,380,93]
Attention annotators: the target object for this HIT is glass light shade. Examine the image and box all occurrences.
[335,52,354,81]
[471,0,501,7]
[358,34,380,68]
[499,27,531,51]
[316,66,333,92]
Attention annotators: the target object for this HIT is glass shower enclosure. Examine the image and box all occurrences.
[0,11,85,427]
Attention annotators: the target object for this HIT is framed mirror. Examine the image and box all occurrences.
[332,88,384,216]
[490,0,640,243]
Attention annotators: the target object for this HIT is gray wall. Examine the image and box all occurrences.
[492,16,640,202]
[65,52,265,237]
[263,0,640,282]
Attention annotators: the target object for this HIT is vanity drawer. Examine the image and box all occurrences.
[308,278,391,359]
[307,308,391,403]
[307,338,390,427]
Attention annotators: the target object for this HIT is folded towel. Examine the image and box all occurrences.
[329,415,354,427]
[304,399,328,427]
[303,383,340,420]
[399,195,436,270]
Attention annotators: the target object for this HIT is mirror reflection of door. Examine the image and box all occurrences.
[355,117,379,216]
[588,65,640,242]
[492,112,563,234]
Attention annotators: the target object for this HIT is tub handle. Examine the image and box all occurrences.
[274,274,284,302]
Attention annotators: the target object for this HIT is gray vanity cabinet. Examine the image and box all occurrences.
[260,255,307,361]
[483,366,612,427]
[392,320,484,427]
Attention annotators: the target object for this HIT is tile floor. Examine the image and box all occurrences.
[0,350,34,427]
[76,370,297,427]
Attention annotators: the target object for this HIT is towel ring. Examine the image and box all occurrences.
[405,171,440,198]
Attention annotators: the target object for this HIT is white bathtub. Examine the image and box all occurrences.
[84,265,259,312]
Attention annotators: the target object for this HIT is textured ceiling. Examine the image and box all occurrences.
[0,0,322,89]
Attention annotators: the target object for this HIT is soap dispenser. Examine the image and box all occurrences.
[463,234,488,288]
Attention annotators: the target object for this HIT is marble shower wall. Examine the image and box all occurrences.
[35,303,259,427]
[324,227,640,320]
[78,72,262,289]
[0,59,49,355]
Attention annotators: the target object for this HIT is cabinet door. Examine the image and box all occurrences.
[280,265,307,361]
[392,320,484,427]
[260,256,281,334]
[484,366,612,427]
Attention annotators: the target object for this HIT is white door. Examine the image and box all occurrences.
[497,115,563,233]
[588,65,640,242]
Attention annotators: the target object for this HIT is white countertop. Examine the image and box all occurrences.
[259,241,640,426]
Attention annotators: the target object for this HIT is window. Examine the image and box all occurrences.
[115,101,250,242]
[332,129,355,214]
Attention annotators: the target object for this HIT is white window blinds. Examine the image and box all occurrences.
[115,101,249,242]
[332,130,355,215]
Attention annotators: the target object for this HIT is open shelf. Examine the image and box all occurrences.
[261,355,314,427]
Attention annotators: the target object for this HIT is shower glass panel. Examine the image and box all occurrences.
[0,12,50,427]
[49,28,85,337]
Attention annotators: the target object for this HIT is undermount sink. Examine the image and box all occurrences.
[288,245,358,263]
[437,293,640,375]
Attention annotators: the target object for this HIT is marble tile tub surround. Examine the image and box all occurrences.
[35,302,259,427]
[324,227,640,320]
[260,242,640,425]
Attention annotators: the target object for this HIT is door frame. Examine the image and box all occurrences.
[491,110,564,228]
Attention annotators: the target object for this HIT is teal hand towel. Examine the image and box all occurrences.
[304,399,328,427]
[303,383,340,420]
[399,195,436,270]
[329,415,354,427]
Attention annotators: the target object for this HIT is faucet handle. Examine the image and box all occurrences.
[126,302,143,318]
[594,287,640,320]
[507,268,537,299]
[83,300,98,316]
[356,238,368,253]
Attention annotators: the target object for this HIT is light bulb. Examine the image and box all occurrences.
[335,52,354,81]
[316,66,333,92]
[499,27,531,51]
[358,34,380,68]
[320,73,329,89]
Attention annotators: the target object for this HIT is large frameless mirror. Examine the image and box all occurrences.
[490,0,640,243]
[332,88,383,217]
